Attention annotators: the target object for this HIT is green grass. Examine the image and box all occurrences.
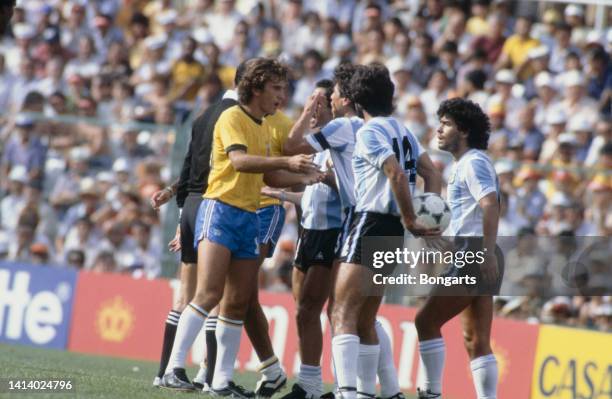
[0,344,416,399]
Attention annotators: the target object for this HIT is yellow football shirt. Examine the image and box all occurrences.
[170,60,206,102]
[259,111,294,208]
[501,35,540,77]
[204,105,270,212]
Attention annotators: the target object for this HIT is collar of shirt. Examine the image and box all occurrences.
[223,89,238,101]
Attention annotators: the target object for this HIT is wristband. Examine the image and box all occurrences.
[280,190,286,203]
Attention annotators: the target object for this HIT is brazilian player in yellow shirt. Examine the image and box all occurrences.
[162,58,321,398]
[243,105,295,395]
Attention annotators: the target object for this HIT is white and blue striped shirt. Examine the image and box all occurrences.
[446,149,499,236]
[353,117,423,215]
[305,116,363,209]
[300,151,343,230]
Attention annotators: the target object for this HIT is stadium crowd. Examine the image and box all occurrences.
[0,0,610,332]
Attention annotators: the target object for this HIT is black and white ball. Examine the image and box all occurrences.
[412,193,451,230]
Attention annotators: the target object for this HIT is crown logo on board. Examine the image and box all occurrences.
[95,296,134,343]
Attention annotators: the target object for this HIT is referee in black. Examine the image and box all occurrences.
[150,60,248,390]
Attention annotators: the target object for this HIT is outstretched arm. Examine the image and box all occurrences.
[263,169,324,188]
[261,187,303,206]
[228,149,318,174]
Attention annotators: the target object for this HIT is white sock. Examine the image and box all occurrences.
[357,344,380,398]
[418,338,445,395]
[376,321,400,398]
[298,364,323,398]
[332,334,360,399]
[212,316,244,390]
[259,356,282,380]
[193,366,207,385]
[166,303,208,372]
[470,354,498,399]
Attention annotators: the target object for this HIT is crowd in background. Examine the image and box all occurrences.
[0,0,610,331]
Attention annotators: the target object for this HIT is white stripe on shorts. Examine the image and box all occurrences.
[264,206,281,243]
[344,213,367,261]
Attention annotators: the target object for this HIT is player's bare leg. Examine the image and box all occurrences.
[461,296,497,399]
[284,264,331,398]
[414,292,474,398]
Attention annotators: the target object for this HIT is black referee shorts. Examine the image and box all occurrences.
[180,193,203,264]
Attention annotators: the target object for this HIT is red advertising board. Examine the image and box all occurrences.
[234,294,540,398]
[64,272,540,397]
[68,271,173,361]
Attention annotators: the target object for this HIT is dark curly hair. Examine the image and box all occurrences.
[315,78,333,108]
[238,58,288,104]
[333,62,356,100]
[437,98,491,150]
[348,63,394,117]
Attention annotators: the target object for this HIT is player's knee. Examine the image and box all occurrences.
[296,299,323,330]
[191,290,222,311]
[298,291,325,318]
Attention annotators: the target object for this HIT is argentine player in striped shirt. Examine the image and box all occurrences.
[283,67,358,399]
[415,98,502,399]
[331,64,441,399]
[284,65,408,399]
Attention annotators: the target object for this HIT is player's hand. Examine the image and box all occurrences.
[480,252,499,286]
[303,92,324,116]
[301,170,326,186]
[168,225,181,252]
[403,219,441,237]
[150,187,173,210]
[287,154,318,173]
[322,167,337,187]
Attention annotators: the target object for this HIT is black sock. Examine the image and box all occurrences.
[157,310,181,378]
[205,316,218,385]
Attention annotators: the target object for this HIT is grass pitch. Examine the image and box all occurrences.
[0,344,417,399]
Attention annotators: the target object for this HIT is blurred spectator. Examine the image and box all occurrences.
[0,165,27,232]
[411,32,438,87]
[496,15,540,77]
[64,36,101,80]
[471,13,507,64]
[169,37,204,103]
[1,113,47,186]
[549,22,579,74]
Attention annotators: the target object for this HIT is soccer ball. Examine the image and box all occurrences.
[412,193,451,230]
